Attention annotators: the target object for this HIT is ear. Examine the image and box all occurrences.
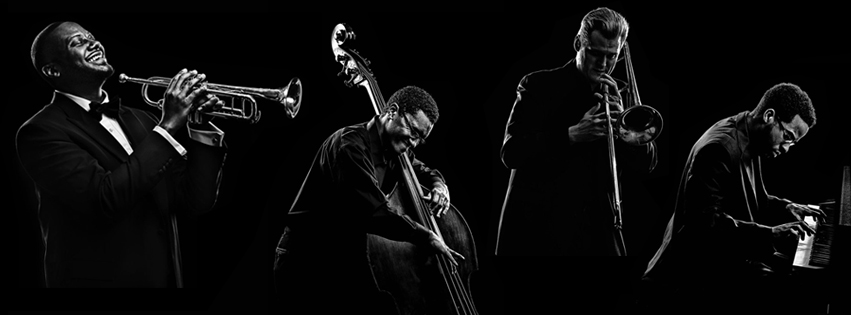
[762,108,775,124]
[41,63,60,79]
[386,102,399,117]
[573,35,582,52]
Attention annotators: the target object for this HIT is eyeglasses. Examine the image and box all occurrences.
[400,113,427,146]
[778,122,797,146]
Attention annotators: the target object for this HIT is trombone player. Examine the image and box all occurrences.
[495,7,658,257]
[16,21,227,287]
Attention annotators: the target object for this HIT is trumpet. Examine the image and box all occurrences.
[118,73,302,124]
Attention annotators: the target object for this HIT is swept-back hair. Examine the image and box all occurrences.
[574,7,629,51]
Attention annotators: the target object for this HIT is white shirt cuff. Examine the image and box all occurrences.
[188,122,225,147]
[153,125,188,156]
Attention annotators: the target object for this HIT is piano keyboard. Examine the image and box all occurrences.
[793,203,836,269]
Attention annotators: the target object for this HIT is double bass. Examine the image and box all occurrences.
[331,23,480,315]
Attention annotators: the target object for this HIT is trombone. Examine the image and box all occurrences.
[610,42,662,146]
[118,73,302,124]
[602,41,663,255]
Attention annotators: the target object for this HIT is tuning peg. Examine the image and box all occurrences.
[336,54,348,63]
[335,28,356,42]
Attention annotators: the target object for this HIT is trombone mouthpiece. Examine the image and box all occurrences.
[118,73,128,83]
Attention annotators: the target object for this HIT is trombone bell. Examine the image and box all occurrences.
[612,42,663,146]
[617,104,662,146]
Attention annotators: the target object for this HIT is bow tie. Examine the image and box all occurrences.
[89,101,120,119]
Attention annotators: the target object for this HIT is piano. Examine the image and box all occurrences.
[783,165,850,314]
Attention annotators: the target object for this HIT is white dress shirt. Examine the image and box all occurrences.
[57,90,225,156]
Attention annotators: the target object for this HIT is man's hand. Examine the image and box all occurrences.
[771,221,815,241]
[188,93,225,126]
[425,230,464,268]
[158,69,222,134]
[569,73,623,144]
[423,182,451,218]
[595,73,625,111]
[787,203,826,223]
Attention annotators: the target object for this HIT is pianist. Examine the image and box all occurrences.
[641,83,823,313]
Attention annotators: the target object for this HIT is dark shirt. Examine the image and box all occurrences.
[644,111,797,284]
[283,115,444,256]
[495,59,657,256]
[275,116,445,313]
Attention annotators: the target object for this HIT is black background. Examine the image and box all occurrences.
[8,2,849,314]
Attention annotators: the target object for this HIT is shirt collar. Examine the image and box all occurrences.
[55,90,110,112]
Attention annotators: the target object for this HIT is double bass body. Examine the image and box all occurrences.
[366,180,480,314]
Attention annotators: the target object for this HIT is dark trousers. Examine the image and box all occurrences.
[273,228,398,315]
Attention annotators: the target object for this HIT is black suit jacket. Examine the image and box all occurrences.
[16,92,226,288]
[495,59,657,256]
[644,111,796,284]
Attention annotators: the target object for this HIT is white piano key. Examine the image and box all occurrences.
[793,216,818,267]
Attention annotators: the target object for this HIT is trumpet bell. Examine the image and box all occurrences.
[617,104,662,146]
[281,77,302,119]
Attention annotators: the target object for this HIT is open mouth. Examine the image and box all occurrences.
[86,50,104,63]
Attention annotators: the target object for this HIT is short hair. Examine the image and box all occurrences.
[752,82,816,127]
[574,7,629,50]
[31,21,66,84]
[386,86,439,124]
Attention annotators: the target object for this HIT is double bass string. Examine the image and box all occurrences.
[405,160,478,315]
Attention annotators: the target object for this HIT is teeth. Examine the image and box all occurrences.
[87,51,103,62]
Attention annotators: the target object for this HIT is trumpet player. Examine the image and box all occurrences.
[495,7,658,258]
[16,21,227,287]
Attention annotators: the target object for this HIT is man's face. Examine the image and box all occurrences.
[578,29,621,84]
[386,108,433,155]
[47,22,114,82]
[762,111,809,158]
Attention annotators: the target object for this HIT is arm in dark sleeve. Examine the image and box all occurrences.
[168,125,227,217]
[407,150,445,189]
[335,138,431,244]
[685,143,775,257]
[755,160,797,225]
[764,194,796,225]
[501,73,570,169]
[16,118,181,224]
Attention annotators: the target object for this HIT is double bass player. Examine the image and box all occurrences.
[273,86,463,314]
